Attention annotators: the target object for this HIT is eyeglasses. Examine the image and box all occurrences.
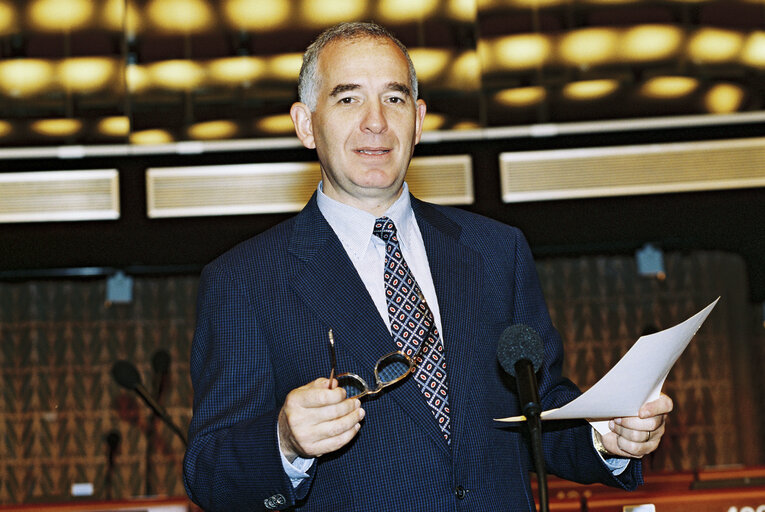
[327,324,431,400]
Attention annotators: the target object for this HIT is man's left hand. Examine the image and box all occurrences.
[598,393,674,458]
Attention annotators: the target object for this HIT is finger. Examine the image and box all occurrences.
[290,379,347,408]
[288,405,365,457]
[284,396,362,430]
[303,420,363,457]
[319,405,366,438]
[612,423,655,444]
[639,393,674,418]
[607,420,665,457]
[614,413,665,434]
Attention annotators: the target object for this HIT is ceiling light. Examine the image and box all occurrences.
[30,118,82,137]
[494,86,546,107]
[563,79,619,100]
[423,113,446,131]
[126,64,151,93]
[147,0,214,33]
[505,0,563,6]
[409,48,451,83]
[585,0,639,4]
[559,28,618,67]
[488,34,552,71]
[148,60,206,90]
[208,56,267,85]
[300,0,368,26]
[267,54,303,81]
[377,0,440,23]
[704,83,745,113]
[59,57,118,93]
[188,120,239,140]
[447,51,480,90]
[447,0,476,21]
[130,129,174,145]
[0,119,12,138]
[102,0,142,34]
[97,117,130,137]
[0,0,18,35]
[741,31,765,67]
[620,25,683,62]
[28,0,93,31]
[223,0,290,30]
[0,59,54,97]
[640,76,698,98]
[255,114,296,135]
[688,28,744,63]
[451,120,480,130]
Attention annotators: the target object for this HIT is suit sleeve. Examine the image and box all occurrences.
[182,262,314,511]
[509,229,643,490]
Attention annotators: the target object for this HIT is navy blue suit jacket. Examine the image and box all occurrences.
[183,194,642,511]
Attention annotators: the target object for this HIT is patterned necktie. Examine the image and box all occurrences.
[373,216,450,442]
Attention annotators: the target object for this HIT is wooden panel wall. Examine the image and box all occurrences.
[0,251,761,504]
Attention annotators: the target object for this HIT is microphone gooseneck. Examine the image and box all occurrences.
[151,349,170,375]
[110,360,188,447]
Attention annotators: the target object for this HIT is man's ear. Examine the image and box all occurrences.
[413,99,427,145]
[290,102,316,149]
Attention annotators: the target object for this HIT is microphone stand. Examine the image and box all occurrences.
[145,350,169,497]
[105,430,120,500]
[515,360,549,512]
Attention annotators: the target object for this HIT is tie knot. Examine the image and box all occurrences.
[373,217,397,242]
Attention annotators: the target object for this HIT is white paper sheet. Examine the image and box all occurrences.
[496,298,719,435]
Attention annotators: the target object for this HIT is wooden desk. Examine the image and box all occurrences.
[585,485,765,512]
[0,497,199,512]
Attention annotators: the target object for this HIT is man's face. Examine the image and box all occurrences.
[291,36,427,214]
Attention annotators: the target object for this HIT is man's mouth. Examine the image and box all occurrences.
[355,148,390,155]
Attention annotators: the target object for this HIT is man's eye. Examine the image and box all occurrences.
[388,96,404,104]
[339,97,354,104]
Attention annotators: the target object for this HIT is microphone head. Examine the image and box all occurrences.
[106,430,121,449]
[111,360,142,390]
[497,324,544,378]
[151,349,171,375]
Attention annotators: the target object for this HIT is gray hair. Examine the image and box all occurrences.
[297,21,419,111]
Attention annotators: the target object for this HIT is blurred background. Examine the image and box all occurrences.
[0,0,763,507]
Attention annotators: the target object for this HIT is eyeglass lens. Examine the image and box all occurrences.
[337,351,414,399]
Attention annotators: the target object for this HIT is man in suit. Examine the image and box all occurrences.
[183,22,673,511]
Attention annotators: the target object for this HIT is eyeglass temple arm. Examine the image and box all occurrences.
[328,329,337,389]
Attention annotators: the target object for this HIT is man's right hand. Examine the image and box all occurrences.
[278,378,365,462]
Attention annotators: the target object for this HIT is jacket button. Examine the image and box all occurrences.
[264,494,286,510]
[454,486,467,499]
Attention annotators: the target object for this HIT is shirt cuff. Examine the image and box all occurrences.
[591,428,630,476]
[277,424,315,487]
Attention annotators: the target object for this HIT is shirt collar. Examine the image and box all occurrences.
[316,182,416,261]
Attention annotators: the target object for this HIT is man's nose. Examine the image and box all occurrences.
[361,101,387,133]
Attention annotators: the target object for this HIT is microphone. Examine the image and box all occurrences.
[497,324,548,512]
[111,360,188,446]
[151,349,170,400]
[497,324,544,419]
[106,430,121,462]
[104,430,120,500]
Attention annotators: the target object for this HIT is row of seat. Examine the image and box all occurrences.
[533,466,765,511]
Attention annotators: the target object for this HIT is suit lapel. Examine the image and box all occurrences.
[287,196,390,384]
[413,198,483,457]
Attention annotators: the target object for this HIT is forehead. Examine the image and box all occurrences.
[316,36,410,85]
